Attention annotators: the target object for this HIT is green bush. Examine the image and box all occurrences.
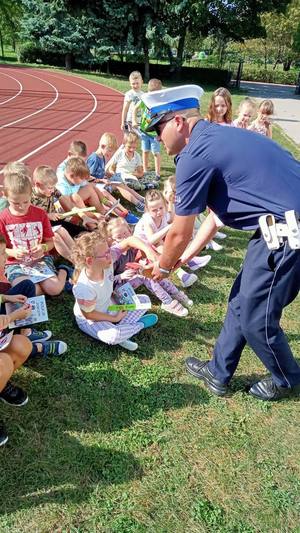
[242,66,298,85]
[18,42,65,67]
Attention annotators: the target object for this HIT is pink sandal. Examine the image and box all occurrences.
[161,299,188,317]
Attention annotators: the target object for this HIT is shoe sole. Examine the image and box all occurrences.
[0,395,29,407]
[185,363,229,397]
[0,436,8,447]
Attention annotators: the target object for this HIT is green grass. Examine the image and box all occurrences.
[0,68,300,533]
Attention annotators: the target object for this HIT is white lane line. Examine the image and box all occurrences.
[0,71,23,106]
[0,69,59,130]
[4,70,98,165]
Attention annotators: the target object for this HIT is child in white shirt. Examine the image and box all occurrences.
[120,71,144,132]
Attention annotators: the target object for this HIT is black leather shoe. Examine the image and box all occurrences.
[185,357,229,397]
[249,376,300,401]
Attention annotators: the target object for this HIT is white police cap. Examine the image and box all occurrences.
[141,84,204,133]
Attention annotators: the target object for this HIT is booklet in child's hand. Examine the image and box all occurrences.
[5,295,49,328]
[0,330,14,352]
[108,282,151,311]
[19,261,55,284]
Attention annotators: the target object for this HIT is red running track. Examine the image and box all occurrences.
[0,65,124,177]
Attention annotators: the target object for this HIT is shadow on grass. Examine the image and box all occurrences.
[0,364,209,515]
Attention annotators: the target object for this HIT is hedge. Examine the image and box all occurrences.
[242,66,298,85]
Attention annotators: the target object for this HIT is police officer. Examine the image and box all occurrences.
[141,84,300,401]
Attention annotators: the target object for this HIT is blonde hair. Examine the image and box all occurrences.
[3,173,32,196]
[123,131,139,146]
[98,133,118,151]
[258,99,274,116]
[207,87,232,123]
[68,140,87,157]
[129,70,143,82]
[2,161,30,179]
[33,165,57,185]
[65,156,90,179]
[148,78,162,92]
[106,217,130,238]
[145,190,166,210]
[71,223,108,282]
[238,97,256,115]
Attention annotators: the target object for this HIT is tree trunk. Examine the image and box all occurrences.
[143,42,150,82]
[283,59,292,71]
[176,25,187,70]
[65,52,73,71]
[0,31,4,58]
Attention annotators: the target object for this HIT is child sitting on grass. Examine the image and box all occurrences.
[106,132,157,192]
[134,191,211,288]
[0,173,71,296]
[107,217,192,317]
[71,224,158,352]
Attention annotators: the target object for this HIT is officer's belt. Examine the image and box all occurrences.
[259,210,300,250]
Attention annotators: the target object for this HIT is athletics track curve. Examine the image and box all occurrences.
[0,65,124,177]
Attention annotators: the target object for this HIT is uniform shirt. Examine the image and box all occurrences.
[0,205,54,264]
[175,120,300,230]
[86,152,105,180]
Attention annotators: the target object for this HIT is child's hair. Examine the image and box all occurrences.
[2,161,30,179]
[148,78,162,92]
[71,223,108,282]
[238,97,256,115]
[207,87,232,123]
[129,70,143,82]
[65,156,90,179]
[68,140,87,157]
[98,133,118,151]
[123,131,139,146]
[258,99,274,116]
[0,233,6,246]
[33,165,57,185]
[106,216,128,234]
[145,190,167,210]
[3,173,32,196]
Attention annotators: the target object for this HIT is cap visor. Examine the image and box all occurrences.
[142,114,166,134]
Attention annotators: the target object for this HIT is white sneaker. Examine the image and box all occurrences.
[161,300,189,317]
[207,240,223,251]
[187,255,211,271]
[177,271,198,288]
[215,231,227,240]
[118,339,138,351]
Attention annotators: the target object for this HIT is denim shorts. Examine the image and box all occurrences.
[5,255,57,284]
[140,133,160,154]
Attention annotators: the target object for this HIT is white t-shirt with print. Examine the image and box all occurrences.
[124,89,144,123]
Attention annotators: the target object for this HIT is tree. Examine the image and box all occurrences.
[0,0,23,56]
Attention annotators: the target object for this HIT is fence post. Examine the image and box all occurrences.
[235,59,244,89]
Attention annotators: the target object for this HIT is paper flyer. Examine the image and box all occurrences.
[109,282,151,311]
[5,295,49,328]
[19,261,55,284]
[0,331,14,351]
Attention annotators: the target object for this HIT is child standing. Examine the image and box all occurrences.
[248,99,274,138]
[233,97,256,129]
[132,78,162,180]
[134,191,210,288]
[120,71,144,132]
[0,173,70,296]
[71,226,158,352]
[206,87,233,126]
[107,218,192,317]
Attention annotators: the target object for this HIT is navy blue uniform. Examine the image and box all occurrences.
[175,121,300,388]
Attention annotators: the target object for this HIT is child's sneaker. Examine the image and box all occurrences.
[215,231,227,239]
[138,313,158,329]
[27,328,52,343]
[125,212,139,225]
[0,421,8,447]
[177,271,198,288]
[155,174,161,181]
[57,264,74,293]
[118,339,138,351]
[206,240,223,251]
[176,293,194,307]
[161,300,188,317]
[40,340,68,357]
[136,201,145,213]
[0,381,28,407]
[187,255,211,271]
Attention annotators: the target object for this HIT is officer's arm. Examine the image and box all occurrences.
[159,214,196,270]
[180,211,218,264]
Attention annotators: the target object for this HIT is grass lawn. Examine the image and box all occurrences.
[0,68,300,533]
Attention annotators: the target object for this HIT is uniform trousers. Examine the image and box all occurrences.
[209,231,300,388]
